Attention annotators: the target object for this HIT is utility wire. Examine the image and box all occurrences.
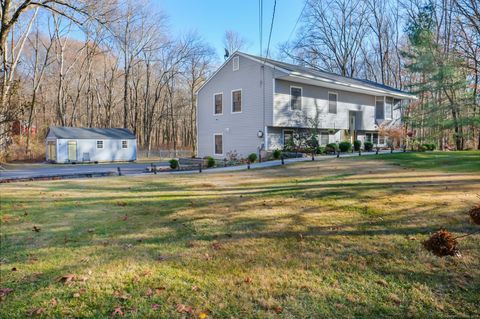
[264,0,276,61]
[259,0,263,56]
[287,0,308,43]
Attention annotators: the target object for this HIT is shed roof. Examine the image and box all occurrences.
[47,126,136,140]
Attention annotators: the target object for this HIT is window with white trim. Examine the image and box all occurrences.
[214,93,223,115]
[122,140,128,149]
[385,97,393,119]
[328,93,337,114]
[214,134,223,155]
[96,140,103,149]
[376,97,385,120]
[232,90,242,113]
[232,56,239,71]
[319,132,329,146]
[290,86,302,110]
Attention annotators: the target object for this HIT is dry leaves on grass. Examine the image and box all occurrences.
[111,307,124,317]
[176,303,193,314]
[27,307,45,317]
[468,205,480,225]
[423,229,458,257]
[57,274,76,285]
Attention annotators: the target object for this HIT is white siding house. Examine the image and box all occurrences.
[45,127,137,163]
[196,52,416,159]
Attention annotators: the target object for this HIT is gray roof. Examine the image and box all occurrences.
[241,52,415,98]
[47,126,136,139]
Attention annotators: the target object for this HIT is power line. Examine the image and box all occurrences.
[264,0,276,60]
[287,0,308,43]
[259,0,263,56]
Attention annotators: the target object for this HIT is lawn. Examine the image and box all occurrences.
[1,152,479,318]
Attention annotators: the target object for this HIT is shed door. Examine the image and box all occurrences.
[67,141,77,161]
[47,141,56,161]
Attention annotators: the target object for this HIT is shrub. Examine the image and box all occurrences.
[248,153,258,163]
[272,149,282,159]
[353,140,361,151]
[427,143,436,151]
[316,146,326,155]
[205,156,215,168]
[169,159,179,169]
[469,205,480,225]
[364,141,373,151]
[325,143,338,154]
[423,229,458,257]
[338,141,352,152]
[417,145,427,152]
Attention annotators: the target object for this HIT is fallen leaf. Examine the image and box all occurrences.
[212,242,222,250]
[155,287,166,295]
[198,310,209,318]
[113,290,130,301]
[27,307,45,317]
[244,277,253,284]
[176,303,193,314]
[57,274,76,284]
[50,298,58,306]
[273,306,283,314]
[191,285,200,292]
[122,214,128,221]
[151,304,160,309]
[0,288,13,298]
[32,226,41,232]
[111,307,124,317]
[73,292,81,298]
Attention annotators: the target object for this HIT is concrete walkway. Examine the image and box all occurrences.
[172,149,403,174]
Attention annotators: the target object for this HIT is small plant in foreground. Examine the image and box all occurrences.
[205,156,215,168]
[353,140,361,151]
[423,229,458,257]
[364,141,373,151]
[325,143,338,154]
[248,153,258,163]
[169,159,179,169]
[272,149,281,159]
[338,141,352,152]
[469,204,480,225]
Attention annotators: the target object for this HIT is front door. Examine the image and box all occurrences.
[47,141,56,161]
[349,114,356,143]
[67,141,77,162]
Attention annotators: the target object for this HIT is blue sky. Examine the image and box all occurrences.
[155,0,305,59]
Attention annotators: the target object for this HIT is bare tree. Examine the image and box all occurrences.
[222,30,247,55]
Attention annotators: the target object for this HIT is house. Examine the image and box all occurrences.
[196,52,416,159]
[45,126,137,163]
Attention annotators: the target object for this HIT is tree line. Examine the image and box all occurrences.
[0,0,479,161]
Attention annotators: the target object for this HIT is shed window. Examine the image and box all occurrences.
[97,140,103,149]
[328,93,337,114]
[232,90,242,113]
[290,86,302,110]
[214,93,223,115]
[214,134,223,155]
[122,140,128,149]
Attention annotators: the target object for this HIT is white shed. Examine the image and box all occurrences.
[46,126,137,163]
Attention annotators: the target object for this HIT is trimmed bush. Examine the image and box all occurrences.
[364,141,373,151]
[272,149,282,159]
[338,141,352,152]
[316,146,326,155]
[325,143,338,154]
[169,159,179,169]
[205,156,215,168]
[353,140,361,151]
[248,153,258,163]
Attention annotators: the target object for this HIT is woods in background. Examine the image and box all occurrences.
[0,0,479,161]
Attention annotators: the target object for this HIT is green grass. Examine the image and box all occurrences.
[364,151,480,172]
[1,152,479,318]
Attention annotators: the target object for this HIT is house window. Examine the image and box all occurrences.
[376,97,385,120]
[214,134,223,155]
[214,93,223,115]
[283,130,294,147]
[379,135,385,144]
[290,86,302,110]
[385,97,393,119]
[319,132,329,146]
[328,93,337,114]
[122,140,128,149]
[232,89,242,113]
[232,56,239,71]
[96,140,103,149]
[366,133,379,144]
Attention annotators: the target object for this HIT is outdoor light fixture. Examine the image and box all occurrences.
[257,130,264,138]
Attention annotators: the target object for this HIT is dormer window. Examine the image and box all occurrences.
[232,56,239,71]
